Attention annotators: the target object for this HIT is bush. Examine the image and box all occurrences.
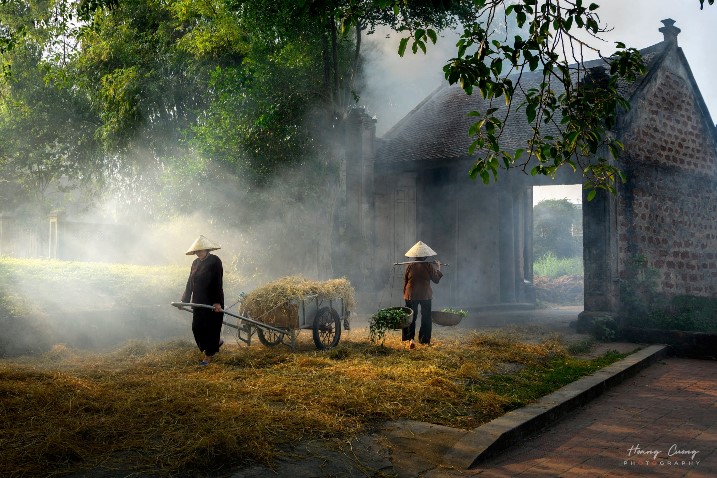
[590,316,617,342]
[625,294,717,333]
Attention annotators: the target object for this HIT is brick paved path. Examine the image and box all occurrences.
[472,358,717,477]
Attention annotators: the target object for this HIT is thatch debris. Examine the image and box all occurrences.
[533,274,584,305]
[0,324,624,476]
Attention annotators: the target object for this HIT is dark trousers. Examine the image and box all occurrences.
[403,299,432,344]
[192,308,224,356]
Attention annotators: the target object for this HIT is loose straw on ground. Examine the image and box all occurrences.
[0,326,622,477]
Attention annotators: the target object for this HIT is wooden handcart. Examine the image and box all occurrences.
[171,294,348,350]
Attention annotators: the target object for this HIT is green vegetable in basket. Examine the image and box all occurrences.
[440,308,468,318]
[369,308,410,345]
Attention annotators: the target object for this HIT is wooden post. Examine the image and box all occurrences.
[48,211,64,259]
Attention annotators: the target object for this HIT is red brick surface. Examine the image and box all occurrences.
[619,65,717,297]
[472,358,717,477]
[624,70,716,175]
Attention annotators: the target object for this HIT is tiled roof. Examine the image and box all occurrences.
[376,41,668,164]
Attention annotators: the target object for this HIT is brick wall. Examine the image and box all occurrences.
[626,71,715,174]
[620,67,717,297]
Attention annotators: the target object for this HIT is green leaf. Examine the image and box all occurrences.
[480,169,490,184]
[608,143,620,159]
[587,189,597,201]
[540,144,552,160]
[426,29,437,44]
[491,58,503,75]
[468,119,485,136]
[489,156,499,171]
[526,103,537,123]
[457,42,468,57]
[529,56,539,71]
[566,131,579,147]
[398,38,409,57]
[502,152,513,168]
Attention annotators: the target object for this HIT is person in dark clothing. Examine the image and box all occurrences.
[402,241,442,349]
[182,235,224,365]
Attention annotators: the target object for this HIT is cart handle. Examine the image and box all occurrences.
[170,302,288,335]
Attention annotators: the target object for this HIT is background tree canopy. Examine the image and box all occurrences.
[0,0,712,224]
[533,198,581,259]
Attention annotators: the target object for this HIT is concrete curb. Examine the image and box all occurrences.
[442,344,670,470]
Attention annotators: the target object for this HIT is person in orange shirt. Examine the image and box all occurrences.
[402,241,442,349]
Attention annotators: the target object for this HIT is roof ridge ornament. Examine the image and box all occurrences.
[659,18,681,46]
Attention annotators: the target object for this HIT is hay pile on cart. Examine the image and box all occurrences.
[242,276,355,328]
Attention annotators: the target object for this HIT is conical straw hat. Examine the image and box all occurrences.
[405,241,437,258]
[185,235,221,255]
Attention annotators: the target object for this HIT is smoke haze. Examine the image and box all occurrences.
[7,2,711,356]
[0,146,344,356]
[358,26,463,136]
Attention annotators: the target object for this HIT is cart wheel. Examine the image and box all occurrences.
[257,328,285,347]
[312,306,341,350]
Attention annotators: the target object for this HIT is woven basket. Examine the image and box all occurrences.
[431,311,464,326]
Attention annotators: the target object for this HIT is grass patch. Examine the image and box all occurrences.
[532,254,583,306]
[473,350,625,412]
[566,338,594,355]
[533,253,583,278]
[0,330,626,476]
[0,257,245,310]
[0,257,247,356]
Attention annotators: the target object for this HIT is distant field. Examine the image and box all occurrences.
[0,257,246,356]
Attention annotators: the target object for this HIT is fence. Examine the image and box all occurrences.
[0,213,42,258]
[1,212,135,263]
